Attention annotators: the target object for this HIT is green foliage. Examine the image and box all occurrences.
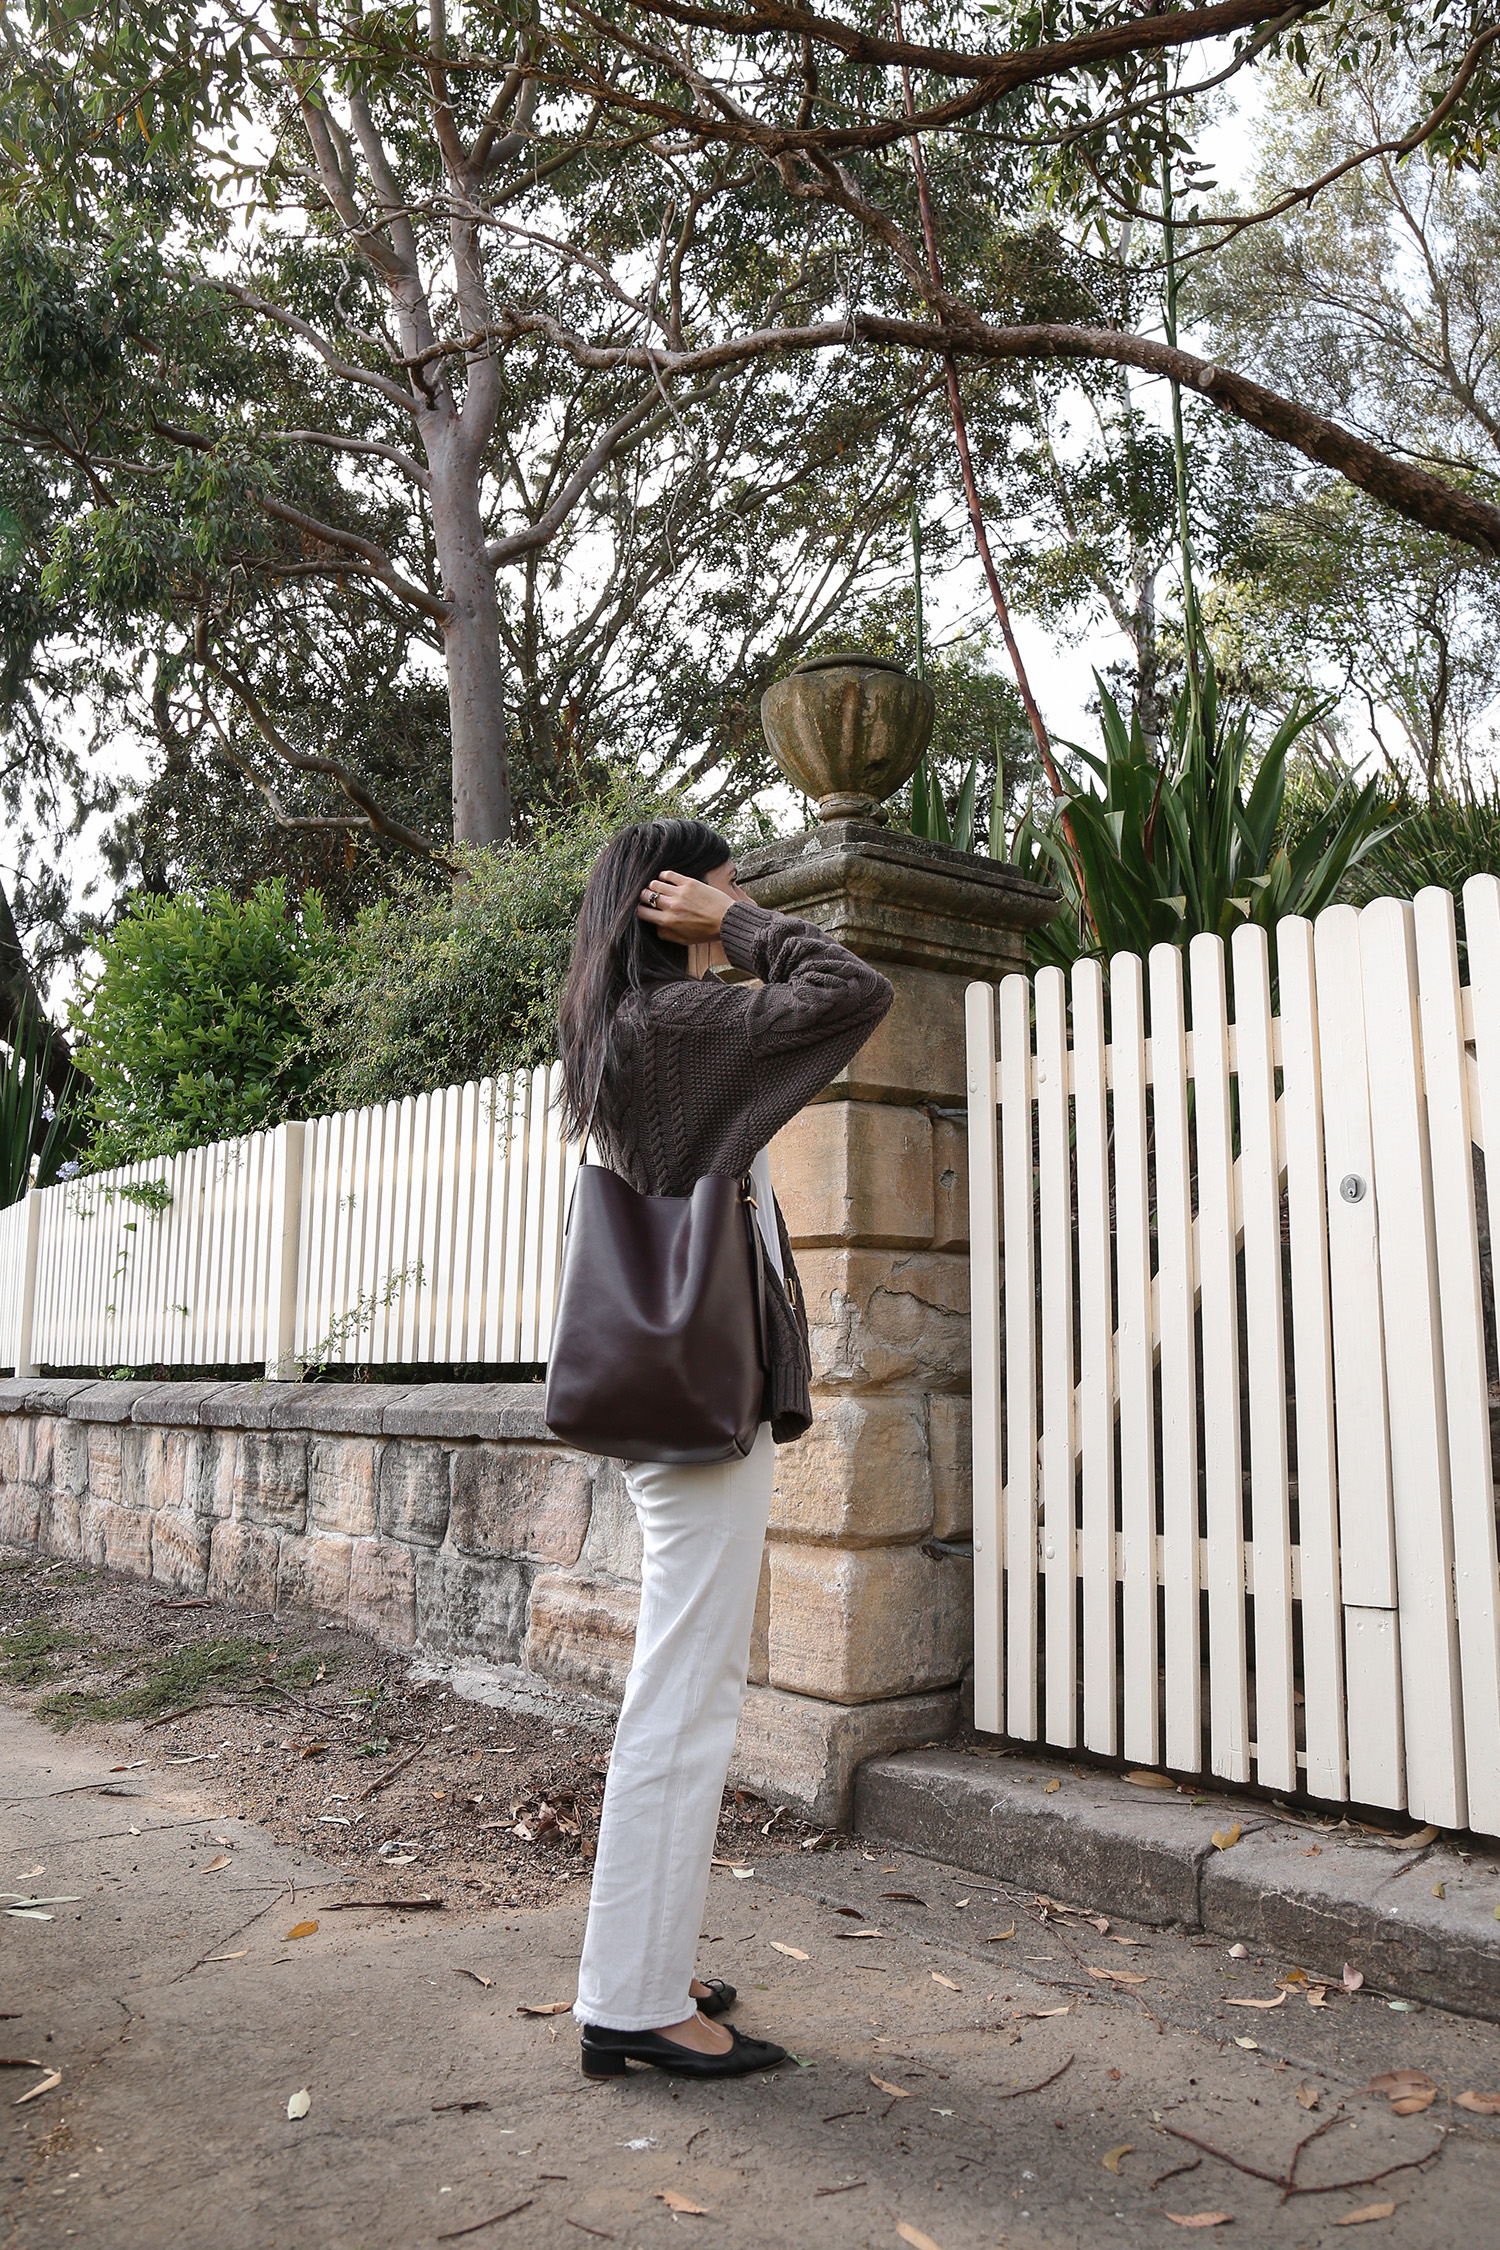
[70,880,337,1168]
[909,751,1000,857]
[35,1635,332,1731]
[1282,763,1500,911]
[0,999,85,1206]
[1012,660,1393,974]
[304,796,665,1113]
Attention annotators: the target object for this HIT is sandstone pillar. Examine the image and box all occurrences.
[729,662,1055,1822]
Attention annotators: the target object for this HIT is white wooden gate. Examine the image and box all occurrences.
[966,883,1500,1835]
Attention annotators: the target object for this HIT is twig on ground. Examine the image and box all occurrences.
[320,1895,445,1912]
[563,2223,616,2242]
[813,2180,867,2196]
[996,2054,1075,2099]
[1161,2117,1448,2202]
[1149,2155,1202,2192]
[360,1734,429,1801]
[436,2198,533,2240]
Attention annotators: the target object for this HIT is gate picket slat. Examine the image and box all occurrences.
[1149,943,1201,1773]
[1071,960,1115,1755]
[1232,924,1296,1794]
[1313,906,1403,1807]
[1035,968,1077,1748]
[1277,918,1347,1802]
[966,982,1005,1738]
[1112,953,1158,1764]
[1360,898,1466,1829]
[1424,884,1500,1834]
[999,973,1038,1739]
[1189,933,1251,1783]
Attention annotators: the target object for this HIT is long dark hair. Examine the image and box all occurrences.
[558,817,732,1143]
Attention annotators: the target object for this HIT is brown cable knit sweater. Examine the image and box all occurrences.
[595,900,894,1443]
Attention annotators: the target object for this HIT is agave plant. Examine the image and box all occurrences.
[1,1001,86,1209]
[909,748,1012,856]
[1010,660,1395,973]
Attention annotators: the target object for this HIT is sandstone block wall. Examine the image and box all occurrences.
[0,1378,610,1676]
[0,1373,966,1822]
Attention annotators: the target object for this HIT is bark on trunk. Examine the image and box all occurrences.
[431,459,511,846]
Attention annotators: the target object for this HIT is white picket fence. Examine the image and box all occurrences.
[1,1065,580,1380]
[967,883,1500,1834]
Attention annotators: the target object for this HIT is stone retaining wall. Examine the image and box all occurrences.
[0,1375,961,1821]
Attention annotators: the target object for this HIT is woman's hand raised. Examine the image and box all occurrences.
[637,868,739,943]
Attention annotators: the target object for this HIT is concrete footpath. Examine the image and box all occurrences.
[857,1748,1500,2021]
[7,1713,1500,2250]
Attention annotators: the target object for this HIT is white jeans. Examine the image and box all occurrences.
[573,1423,775,2031]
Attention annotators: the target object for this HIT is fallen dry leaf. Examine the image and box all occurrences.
[1212,1824,1242,1852]
[453,1968,494,1990]
[896,2226,943,2250]
[1390,2091,1437,2116]
[1432,1882,1445,1899]
[201,1853,232,1874]
[1044,1779,1062,1794]
[880,1891,927,1905]
[516,2001,572,2017]
[1307,1986,1330,2008]
[656,2190,708,2215]
[1102,2144,1133,2174]
[1343,1963,1365,1992]
[1085,1915,1110,1935]
[299,1742,329,1760]
[771,1942,809,1961]
[871,2075,914,2099]
[1228,1943,1249,1960]
[930,1973,961,1991]
[205,1950,249,1963]
[1295,2083,1321,2111]
[1456,2090,1500,2115]
[1086,1966,1148,1986]
[284,1921,318,1941]
[1233,2037,1259,2051]
[1334,2204,1397,2226]
[1108,1935,1147,1947]
[1021,2005,1072,2020]
[0,2059,42,2070]
[985,1926,1017,1943]
[1127,1771,1176,1789]
[1166,2215,1232,2230]
[1399,1827,1440,1850]
[13,2069,61,2108]
[1368,2070,1435,2101]
[836,1929,884,1941]
[1225,1993,1287,2011]
[286,2088,311,2120]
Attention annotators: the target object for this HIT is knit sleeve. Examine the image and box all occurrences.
[717,901,892,1069]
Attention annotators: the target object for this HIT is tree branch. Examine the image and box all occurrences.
[197,646,450,864]
[493,307,1500,558]
[555,0,1315,156]
[257,496,452,621]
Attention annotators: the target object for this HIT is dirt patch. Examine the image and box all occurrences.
[0,1544,828,1910]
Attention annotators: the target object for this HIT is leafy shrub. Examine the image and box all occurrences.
[303,795,668,1112]
[1,1000,86,1207]
[1011,660,1392,973]
[70,880,337,1168]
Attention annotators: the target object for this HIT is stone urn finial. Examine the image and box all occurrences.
[760,651,936,823]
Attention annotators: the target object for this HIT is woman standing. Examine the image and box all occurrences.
[557,817,892,2081]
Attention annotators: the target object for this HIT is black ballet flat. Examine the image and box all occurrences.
[579,2020,786,2080]
[694,1977,737,2019]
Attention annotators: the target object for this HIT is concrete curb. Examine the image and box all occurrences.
[854,1744,1500,2021]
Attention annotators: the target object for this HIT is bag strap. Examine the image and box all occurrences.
[580,1044,608,1160]
[741,1173,770,1374]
